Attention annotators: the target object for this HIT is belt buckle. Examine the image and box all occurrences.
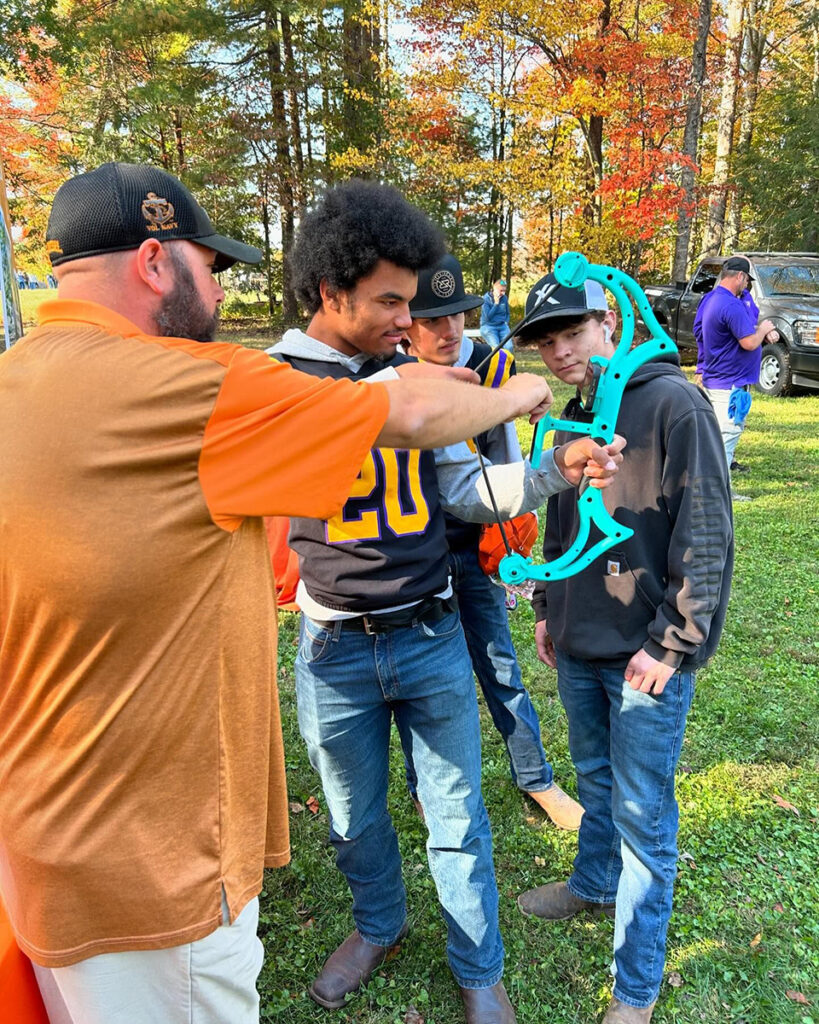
[362,615,378,635]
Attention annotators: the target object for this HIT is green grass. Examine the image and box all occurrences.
[259,351,819,1023]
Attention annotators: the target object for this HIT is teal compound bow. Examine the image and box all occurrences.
[497,251,679,585]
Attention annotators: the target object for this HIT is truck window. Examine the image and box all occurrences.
[690,262,722,294]
[754,262,819,297]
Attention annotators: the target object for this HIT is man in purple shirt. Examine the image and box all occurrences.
[698,256,776,501]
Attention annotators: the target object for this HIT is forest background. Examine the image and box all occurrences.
[2,0,818,319]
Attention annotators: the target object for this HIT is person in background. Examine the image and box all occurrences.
[693,260,777,478]
[513,273,733,1024]
[480,278,511,351]
[403,253,584,831]
[697,256,778,501]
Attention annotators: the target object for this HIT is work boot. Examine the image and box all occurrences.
[460,981,516,1023]
[601,997,656,1023]
[308,925,408,1008]
[517,881,615,920]
[527,783,584,830]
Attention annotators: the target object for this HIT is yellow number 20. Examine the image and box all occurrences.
[325,448,431,544]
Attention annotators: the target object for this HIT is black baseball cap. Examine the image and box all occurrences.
[46,162,262,271]
[409,254,482,318]
[514,272,609,338]
[722,256,754,281]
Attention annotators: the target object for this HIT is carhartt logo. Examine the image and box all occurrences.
[431,269,456,299]
[141,192,178,232]
[46,239,63,255]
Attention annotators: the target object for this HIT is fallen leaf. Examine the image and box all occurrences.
[772,794,800,815]
[299,917,315,929]
[773,902,784,913]
[750,932,762,949]
[785,991,810,1005]
[679,851,697,869]
[679,764,693,773]
[289,801,305,814]
[667,971,684,988]
[306,795,320,814]
[403,1007,425,1024]
[534,856,546,867]
[525,816,537,825]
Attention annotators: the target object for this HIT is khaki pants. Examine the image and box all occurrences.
[33,895,263,1024]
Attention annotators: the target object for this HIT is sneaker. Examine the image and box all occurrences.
[504,592,518,611]
[730,460,749,473]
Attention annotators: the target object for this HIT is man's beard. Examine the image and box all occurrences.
[155,250,220,343]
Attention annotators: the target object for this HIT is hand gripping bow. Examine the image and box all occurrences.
[498,251,678,585]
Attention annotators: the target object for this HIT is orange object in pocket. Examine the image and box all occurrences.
[478,512,539,577]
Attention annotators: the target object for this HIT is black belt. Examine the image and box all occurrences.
[314,595,457,635]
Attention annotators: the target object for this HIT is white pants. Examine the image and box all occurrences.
[33,896,263,1024]
[706,386,744,470]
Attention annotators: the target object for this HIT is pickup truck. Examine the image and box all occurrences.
[643,253,819,396]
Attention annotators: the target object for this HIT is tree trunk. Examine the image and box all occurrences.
[265,5,297,319]
[701,0,744,256]
[505,204,513,289]
[280,10,304,207]
[724,0,766,250]
[173,109,185,173]
[671,0,711,282]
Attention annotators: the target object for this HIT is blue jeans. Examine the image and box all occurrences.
[295,608,504,989]
[555,650,694,1008]
[479,324,514,352]
[406,548,552,795]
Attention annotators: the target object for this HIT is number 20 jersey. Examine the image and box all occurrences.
[281,350,448,613]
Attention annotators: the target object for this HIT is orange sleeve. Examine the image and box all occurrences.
[200,347,389,530]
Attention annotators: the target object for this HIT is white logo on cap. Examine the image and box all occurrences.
[534,282,560,305]
[431,270,456,299]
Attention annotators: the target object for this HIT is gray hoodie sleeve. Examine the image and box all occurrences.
[642,406,734,666]
[435,439,571,523]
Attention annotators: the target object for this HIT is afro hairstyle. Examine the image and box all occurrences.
[291,180,446,314]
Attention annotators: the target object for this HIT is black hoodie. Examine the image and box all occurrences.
[531,355,734,671]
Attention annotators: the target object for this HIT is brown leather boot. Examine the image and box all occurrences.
[308,925,408,1009]
[459,981,516,1023]
[517,881,615,920]
[526,783,584,830]
[601,997,656,1023]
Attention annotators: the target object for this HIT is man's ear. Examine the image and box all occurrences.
[319,277,342,312]
[135,239,172,296]
[603,309,617,340]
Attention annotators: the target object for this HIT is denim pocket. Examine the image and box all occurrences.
[298,618,332,664]
[418,608,462,639]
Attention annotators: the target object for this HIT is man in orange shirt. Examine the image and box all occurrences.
[0,163,556,1024]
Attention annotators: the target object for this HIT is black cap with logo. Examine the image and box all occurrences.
[514,273,609,338]
[46,162,262,271]
[409,254,482,318]
[722,256,754,281]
